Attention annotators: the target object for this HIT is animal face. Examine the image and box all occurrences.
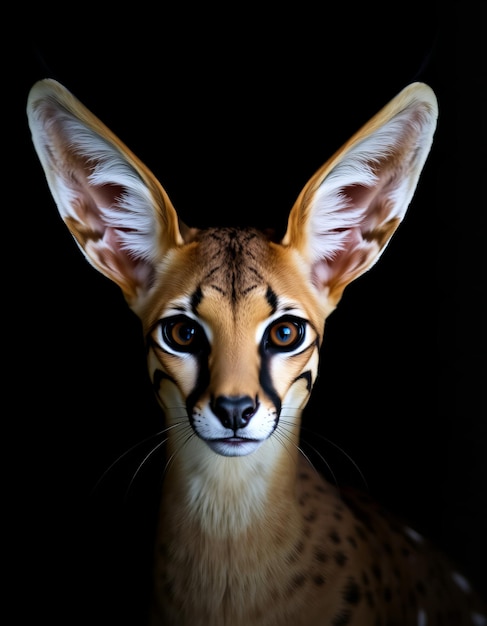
[143,226,323,457]
[27,79,438,466]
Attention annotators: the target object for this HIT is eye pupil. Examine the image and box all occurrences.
[174,322,195,345]
[276,325,292,343]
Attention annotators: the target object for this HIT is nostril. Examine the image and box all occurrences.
[211,395,258,430]
[241,405,254,422]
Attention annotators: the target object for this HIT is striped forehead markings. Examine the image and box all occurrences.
[199,263,263,301]
[193,227,272,303]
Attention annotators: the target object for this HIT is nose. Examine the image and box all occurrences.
[211,395,258,431]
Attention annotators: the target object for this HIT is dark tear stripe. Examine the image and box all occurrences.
[152,368,177,393]
[293,370,313,392]
[186,352,211,426]
[258,345,282,418]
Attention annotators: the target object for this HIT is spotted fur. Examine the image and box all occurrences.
[27,79,486,625]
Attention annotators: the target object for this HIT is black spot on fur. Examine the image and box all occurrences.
[354,524,368,541]
[335,551,348,567]
[315,549,328,563]
[343,577,361,605]
[329,530,341,544]
[304,510,317,522]
[332,610,352,626]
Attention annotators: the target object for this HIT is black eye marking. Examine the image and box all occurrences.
[266,286,278,314]
[159,315,208,353]
[293,370,313,392]
[152,368,177,392]
[264,316,306,353]
[190,286,203,314]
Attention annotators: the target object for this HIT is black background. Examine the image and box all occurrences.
[11,3,485,624]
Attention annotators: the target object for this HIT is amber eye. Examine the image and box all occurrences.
[160,316,206,353]
[266,317,306,352]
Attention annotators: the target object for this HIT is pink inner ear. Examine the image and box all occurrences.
[307,170,404,300]
[63,167,156,300]
[345,182,386,231]
[310,224,371,289]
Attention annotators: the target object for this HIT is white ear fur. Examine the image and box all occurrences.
[282,82,438,305]
[27,78,185,308]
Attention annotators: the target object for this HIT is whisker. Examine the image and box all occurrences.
[123,416,191,498]
[161,428,196,478]
[279,417,339,488]
[123,436,169,501]
[300,424,369,491]
[277,418,339,488]
[270,428,299,466]
[279,407,368,491]
[90,427,177,496]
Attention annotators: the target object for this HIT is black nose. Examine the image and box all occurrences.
[211,395,258,431]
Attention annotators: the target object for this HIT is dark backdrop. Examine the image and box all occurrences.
[11,4,485,624]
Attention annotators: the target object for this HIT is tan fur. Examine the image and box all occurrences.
[27,79,486,625]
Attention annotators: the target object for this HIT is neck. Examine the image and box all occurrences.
[152,412,331,625]
[162,431,302,537]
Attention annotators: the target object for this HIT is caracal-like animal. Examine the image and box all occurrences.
[27,79,487,626]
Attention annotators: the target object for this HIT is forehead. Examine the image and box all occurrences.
[195,227,273,300]
[142,225,321,330]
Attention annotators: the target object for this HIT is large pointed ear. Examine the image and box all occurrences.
[282,82,438,307]
[27,78,192,310]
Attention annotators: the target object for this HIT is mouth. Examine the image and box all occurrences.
[206,437,264,457]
